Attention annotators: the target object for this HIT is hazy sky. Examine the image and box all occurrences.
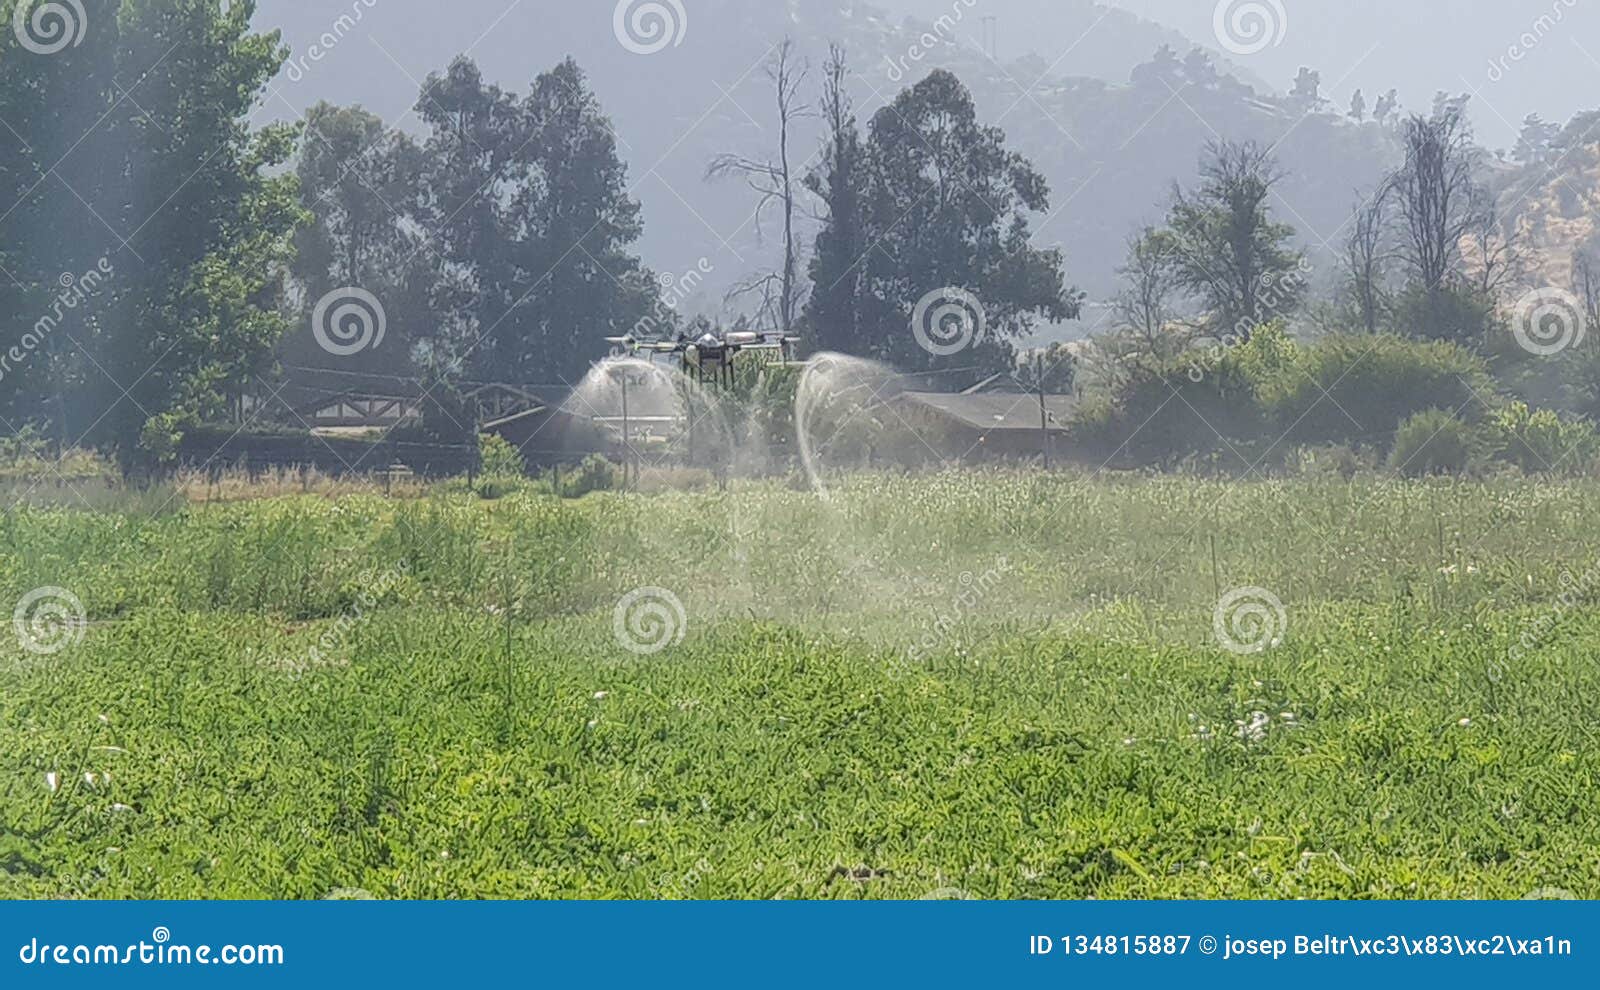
[880,0,1600,148]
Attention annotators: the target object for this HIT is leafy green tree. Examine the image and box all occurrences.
[0,0,300,469]
[411,56,654,385]
[510,58,655,384]
[1163,140,1304,342]
[289,103,433,379]
[853,69,1079,372]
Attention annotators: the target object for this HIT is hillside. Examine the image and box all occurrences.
[254,0,1406,329]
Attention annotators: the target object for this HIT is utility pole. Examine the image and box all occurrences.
[1037,375,1050,471]
[620,371,631,491]
[1029,352,1050,471]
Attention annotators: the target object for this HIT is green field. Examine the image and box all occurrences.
[2,472,1597,899]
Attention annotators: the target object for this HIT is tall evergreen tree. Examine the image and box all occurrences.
[512,58,654,385]
[0,0,300,468]
[411,56,653,385]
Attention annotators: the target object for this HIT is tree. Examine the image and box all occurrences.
[1163,140,1304,341]
[411,56,524,379]
[1349,90,1367,122]
[1387,106,1482,339]
[708,39,810,334]
[1113,227,1186,359]
[1574,247,1600,332]
[290,104,432,379]
[1344,189,1391,334]
[1129,45,1183,90]
[0,0,300,469]
[1464,187,1522,297]
[1513,113,1560,164]
[1181,48,1220,89]
[411,56,655,385]
[802,44,867,357]
[1374,89,1398,126]
[512,58,655,384]
[1289,68,1324,113]
[852,70,1080,372]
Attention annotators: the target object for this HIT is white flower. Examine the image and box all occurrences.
[593,691,609,700]
[44,771,59,793]
[1235,711,1271,743]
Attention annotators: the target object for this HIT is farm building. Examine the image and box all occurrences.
[482,382,684,468]
[892,389,1077,462]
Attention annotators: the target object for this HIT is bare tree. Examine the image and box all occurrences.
[1465,187,1523,297]
[707,39,811,333]
[1575,247,1600,330]
[1389,108,1479,292]
[1343,187,1391,333]
[1113,227,1186,358]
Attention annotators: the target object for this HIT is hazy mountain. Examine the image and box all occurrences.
[252,0,1592,342]
[1112,0,1600,152]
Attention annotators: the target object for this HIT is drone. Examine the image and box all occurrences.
[605,328,801,387]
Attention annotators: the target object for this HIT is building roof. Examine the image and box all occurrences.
[897,391,1076,432]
